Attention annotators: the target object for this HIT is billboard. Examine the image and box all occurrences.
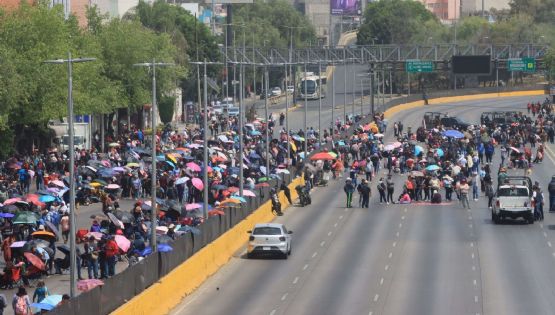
[331,0,361,15]
[452,55,491,75]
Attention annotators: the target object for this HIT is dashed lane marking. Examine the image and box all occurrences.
[320,241,326,247]
[312,252,318,258]
[334,223,338,228]
[339,215,344,220]
[380,277,384,285]
[281,293,288,301]
[474,296,479,303]
[548,242,552,248]
[327,231,332,236]
[270,310,276,315]
[293,277,299,284]
[392,241,397,247]
[303,264,309,270]
[388,252,393,259]
[385,265,389,271]
[373,294,379,302]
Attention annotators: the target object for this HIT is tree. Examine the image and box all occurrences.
[158,95,176,124]
[357,0,439,45]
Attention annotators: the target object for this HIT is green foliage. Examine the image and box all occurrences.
[158,95,176,124]
[234,0,317,48]
[358,0,438,45]
[509,0,555,24]
[0,128,14,159]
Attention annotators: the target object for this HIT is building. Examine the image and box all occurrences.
[420,0,510,22]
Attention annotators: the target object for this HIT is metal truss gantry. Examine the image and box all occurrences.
[221,44,549,65]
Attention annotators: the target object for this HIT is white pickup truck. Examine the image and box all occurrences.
[492,176,534,224]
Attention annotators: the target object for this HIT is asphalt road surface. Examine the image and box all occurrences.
[170,93,555,315]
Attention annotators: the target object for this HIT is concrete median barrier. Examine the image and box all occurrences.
[112,177,304,315]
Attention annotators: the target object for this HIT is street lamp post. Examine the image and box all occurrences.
[239,62,244,196]
[284,64,290,165]
[44,52,96,298]
[134,59,175,250]
[318,60,322,148]
[303,62,308,160]
[331,60,335,135]
[264,66,270,177]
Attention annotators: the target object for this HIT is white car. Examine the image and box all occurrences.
[247,223,292,259]
[270,87,282,97]
[286,85,294,94]
[227,107,239,117]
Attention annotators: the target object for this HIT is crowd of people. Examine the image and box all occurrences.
[0,103,375,314]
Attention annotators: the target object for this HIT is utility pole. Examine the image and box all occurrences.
[44,53,96,298]
[370,63,375,118]
[239,62,244,196]
[284,63,290,165]
[264,67,270,177]
[133,59,175,249]
[303,62,308,160]
[318,60,322,148]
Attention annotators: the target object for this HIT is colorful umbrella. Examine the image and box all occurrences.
[231,195,247,203]
[31,231,56,240]
[158,244,173,253]
[84,231,103,241]
[185,203,201,211]
[50,180,65,188]
[191,178,204,190]
[3,197,22,205]
[10,241,26,248]
[443,130,464,139]
[208,209,225,216]
[242,190,256,197]
[13,211,39,225]
[38,195,56,203]
[77,279,104,292]
[31,295,63,311]
[175,177,190,185]
[186,162,202,172]
[310,152,335,161]
[114,235,130,252]
[105,184,121,190]
[426,165,441,171]
[24,252,46,271]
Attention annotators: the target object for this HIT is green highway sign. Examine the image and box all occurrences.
[406,60,434,73]
[508,58,536,72]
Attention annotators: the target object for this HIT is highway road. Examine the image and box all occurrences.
[170,93,555,315]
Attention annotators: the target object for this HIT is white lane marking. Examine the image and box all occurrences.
[392,241,397,247]
[380,277,384,285]
[474,296,479,303]
[334,223,338,228]
[344,208,348,212]
[327,231,332,236]
[548,242,552,248]
[401,216,405,220]
[373,294,379,302]
[369,312,373,315]
[312,252,318,258]
[293,277,299,284]
[472,266,476,271]
[469,224,473,228]
[468,216,472,220]
[544,232,548,238]
[339,215,344,220]
[281,293,288,301]
[471,253,475,259]
[473,279,477,286]
[388,252,393,259]
[320,241,326,247]
[399,223,403,228]
[540,223,544,228]
[552,252,555,258]
[470,242,474,247]
[396,232,400,237]
[303,264,309,270]
[404,208,407,212]
[270,310,276,315]
[467,209,471,212]
[385,265,389,271]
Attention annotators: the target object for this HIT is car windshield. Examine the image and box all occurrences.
[498,187,528,197]
[253,227,282,235]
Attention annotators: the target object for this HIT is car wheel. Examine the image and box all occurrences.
[492,211,499,224]
[282,252,288,260]
[247,252,253,259]
[288,245,291,256]
[528,214,535,224]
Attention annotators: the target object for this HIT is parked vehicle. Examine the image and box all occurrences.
[270,87,282,96]
[227,107,239,117]
[247,223,292,259]
[492,176,534,224]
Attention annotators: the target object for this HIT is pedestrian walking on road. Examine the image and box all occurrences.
[377,178,386,203]
[12,287,30,315]
[548,175,555,212]
[459,179,471,209]
[359,180,371,208]
[344,178,355,208]
[386,175,395,204]
[485,181,495,209]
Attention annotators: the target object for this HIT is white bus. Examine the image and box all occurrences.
[299,74,326,100]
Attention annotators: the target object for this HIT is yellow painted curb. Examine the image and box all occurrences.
[112,177,304,315]
[383,90,545,119]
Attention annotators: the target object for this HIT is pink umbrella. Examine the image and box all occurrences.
[242,190,256,197]
[106,184,121,189]
[77,279,104,292]
[100,160,111,167]
[185,203,201,211]
[84,232,103,241]
[3,197,22,205]
[50,180,65,188]
[186,162,201,172]
[191,178,204,190]
[114,235,130,252]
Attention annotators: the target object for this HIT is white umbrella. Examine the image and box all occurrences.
[175,177,190,185]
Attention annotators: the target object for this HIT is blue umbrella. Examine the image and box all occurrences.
[249,152,262,159]
[436,148,444,157]
[0,213,14,218]
[31,294,63,311]
[414,145,423,156]
[158,244,173,253]
[136,247,152,257]
[39,195,56,203]
[231,195,247,203]
[250,130,262,136]
[426,165,441,171]
[443,130,464,139]
[165,160,176,169]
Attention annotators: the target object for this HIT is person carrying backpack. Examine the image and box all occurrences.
[12,287,30,315]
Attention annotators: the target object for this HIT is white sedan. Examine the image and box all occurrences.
[247,223,292,259]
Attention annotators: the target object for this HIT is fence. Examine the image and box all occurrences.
[51,172,293,315]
